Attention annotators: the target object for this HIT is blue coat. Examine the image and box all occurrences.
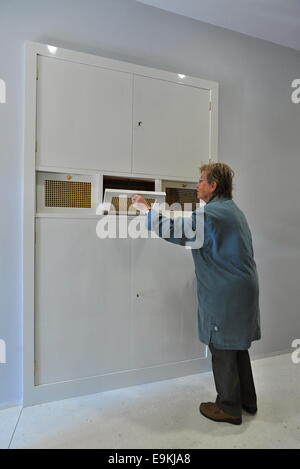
[146,195,261,350]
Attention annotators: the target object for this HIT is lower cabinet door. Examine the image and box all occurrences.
[35,217,131,385]
[130,236,207,369]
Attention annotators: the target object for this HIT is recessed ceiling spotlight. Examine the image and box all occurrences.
[47,45,58,54]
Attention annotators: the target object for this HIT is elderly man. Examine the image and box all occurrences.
[132,163,261,426]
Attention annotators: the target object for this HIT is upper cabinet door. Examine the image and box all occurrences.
[36,56,133,172]
[133,75,211,179]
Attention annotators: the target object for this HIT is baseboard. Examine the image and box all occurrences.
[23,356,211,407]
[15,349,293,409]
[251,348,292,360]
[0,400,23,411]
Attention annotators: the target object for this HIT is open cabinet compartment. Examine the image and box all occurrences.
[101,175,164,215]
[161,180,202,213]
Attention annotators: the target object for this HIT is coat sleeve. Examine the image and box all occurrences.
[145,208,204,249]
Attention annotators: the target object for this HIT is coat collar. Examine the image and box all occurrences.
[206,194,230,205]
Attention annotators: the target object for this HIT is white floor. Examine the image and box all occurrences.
[1,353,300,449]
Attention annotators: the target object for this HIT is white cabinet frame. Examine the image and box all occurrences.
[23,41,218,406]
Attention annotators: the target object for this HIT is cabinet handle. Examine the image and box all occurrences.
[137,121,143,127]
[136,293,140,298]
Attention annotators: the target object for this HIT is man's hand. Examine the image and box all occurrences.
[131,194,151,214]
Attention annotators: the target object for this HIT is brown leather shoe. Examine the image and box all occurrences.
[199,402,242,425]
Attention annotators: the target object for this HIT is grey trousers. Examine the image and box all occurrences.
[209,343,257,417]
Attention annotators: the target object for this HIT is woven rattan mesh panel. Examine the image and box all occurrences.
[45,180,92,208]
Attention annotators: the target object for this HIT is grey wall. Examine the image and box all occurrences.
[1,0,300,407]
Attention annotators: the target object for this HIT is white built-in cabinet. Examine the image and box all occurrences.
[35,219,205,386]
[24,42,218,406]
[37,55,214,178]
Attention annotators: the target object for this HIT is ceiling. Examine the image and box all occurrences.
[136,0,300,50]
